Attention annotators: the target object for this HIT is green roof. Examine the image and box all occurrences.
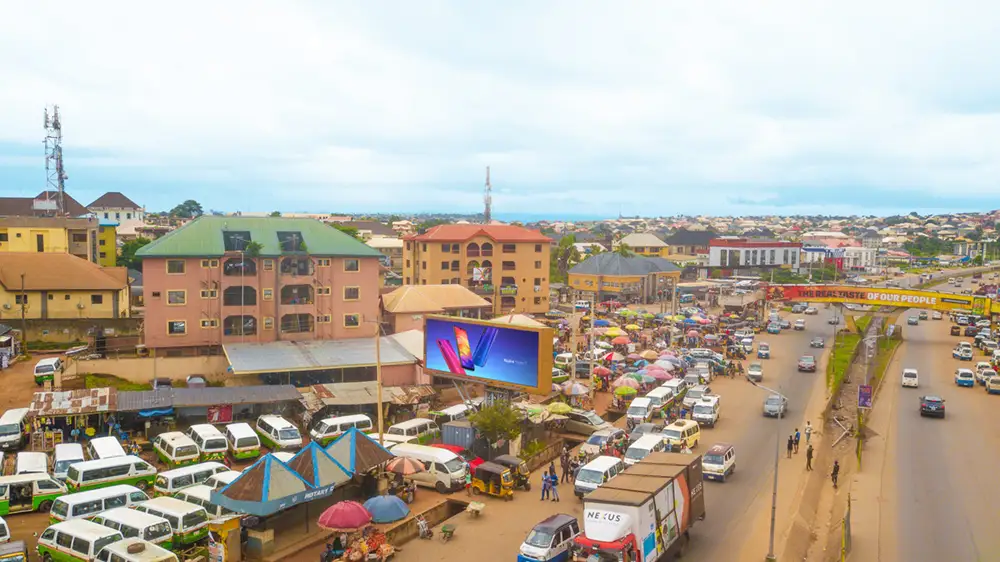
[136,216,383,258]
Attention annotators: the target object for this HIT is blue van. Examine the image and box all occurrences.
[518,514,580,562]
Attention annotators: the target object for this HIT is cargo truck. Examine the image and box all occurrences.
[571,452,705,561]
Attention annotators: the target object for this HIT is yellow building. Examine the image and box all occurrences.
[403,224,552,316]
[97,220,118,267]
[568,253,681,304]
[0,217,99,263]
[0,253,129,319]
[617,233,669,257]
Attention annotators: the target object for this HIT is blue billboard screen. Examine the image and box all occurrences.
[423,316,553,394]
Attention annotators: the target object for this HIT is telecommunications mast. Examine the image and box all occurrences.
[44,105,68,216]
[483,166,492,224]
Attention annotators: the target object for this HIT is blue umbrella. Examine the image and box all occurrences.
[634,359,648,368]
[363,495,410,523]
[594,319,611,327]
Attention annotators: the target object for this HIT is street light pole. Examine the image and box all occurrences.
[746,379,787,562]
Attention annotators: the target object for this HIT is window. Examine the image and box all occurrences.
[344,314,361,328]
[421,261,427,270]
[99,239,106,246]
[770,249,776,264]
[481,243,494,256]
[223,286,257,306]
[262,288,273,301]
[263,317,274,330]
[280,313,314,333]
[534,297,542,305]
[405,277,410,284]
[224,316,257,336]
[277,231,305,252]
[441,243,451,253]
[263,259,274,271]
[14,295,26,305]
[56,532,74,548]
[200,289,218,299]
[318,286,332,296]
[534,260,542,268]
[167,260,186,274]
[442,279,450,285]
[201,319,219,328]
[317,315,332,323]
[72,233,88,243]
[91,294,104,305]
[167,321,187,335]
[167,290,186,305]
[316,258,331,267]
[0,233,6,242]
[115,212,120,220]
[126,213,132,219]
[405,259,411,268]
[441,261,449,270]
[421,243,427,252]
[103,213,109,219]
[344,259,360,272]
[451,260,459,271]
[201,259,219,268]
[502,261,516,271]
[151,292,160,298]
[222,231,252,252]
[535,244,543,252]
[502,243,516,253]
[99,252,107,259]
[344,286,360,300]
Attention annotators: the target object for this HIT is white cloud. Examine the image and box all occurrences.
[2,0,1000,214]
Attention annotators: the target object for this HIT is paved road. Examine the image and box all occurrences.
[879,308,1000,560]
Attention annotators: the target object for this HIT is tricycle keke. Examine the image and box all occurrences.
[470,461,514,500]
[492,454,531,491]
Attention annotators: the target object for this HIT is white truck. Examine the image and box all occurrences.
[571,452,706,561]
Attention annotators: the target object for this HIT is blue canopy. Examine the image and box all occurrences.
[211,453,336,516]
[363,495,410,523]
[286,442,353,488]
[326,427,394,474]
[593,319,611,327]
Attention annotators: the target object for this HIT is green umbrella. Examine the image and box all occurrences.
[547,402,573,414]
[614,386,638,397]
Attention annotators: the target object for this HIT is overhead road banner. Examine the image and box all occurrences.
[423,315,554,395]
[766,285,993,315]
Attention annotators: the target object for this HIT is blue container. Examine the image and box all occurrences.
[442,421,476,449]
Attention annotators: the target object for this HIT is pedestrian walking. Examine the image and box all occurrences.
[465,467,472,496]
[549,472,560,502]
[806,444,814,471]
[786,435,794,459]
[540,470,551,500]
[549,461,557,479]
[794,429,801,453]
[561,453,572,483]
[831,460,840,488]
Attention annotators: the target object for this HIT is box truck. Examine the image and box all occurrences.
[571,452,705,561]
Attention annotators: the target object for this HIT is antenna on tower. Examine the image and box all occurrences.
[483,166,492,224]
[44,105,67,216]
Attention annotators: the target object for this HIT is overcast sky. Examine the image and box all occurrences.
[2,1,999,218]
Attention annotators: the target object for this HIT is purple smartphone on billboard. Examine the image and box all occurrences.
[424,317,551,393]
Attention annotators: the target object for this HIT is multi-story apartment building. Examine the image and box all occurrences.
[137,216,383,353]
[402,225,552,316]
[87,192,144,238]
[707,237,803,274]
[0,216,99,263]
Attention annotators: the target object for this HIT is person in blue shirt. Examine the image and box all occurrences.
[540,469,550,500]
[548,471,560,502]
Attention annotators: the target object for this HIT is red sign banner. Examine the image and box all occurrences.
[207,404,233,424]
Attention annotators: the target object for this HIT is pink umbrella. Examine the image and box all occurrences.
[611,336,631,345]
[626,353,641,360]
[317,501,372,532]
[649,370,673,381]
[660,351,676,357]
[645,364,666,372]
[686,330,699,337]
[612,376,641,389]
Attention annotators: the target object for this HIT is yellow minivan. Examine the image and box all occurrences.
[660,419,701,451]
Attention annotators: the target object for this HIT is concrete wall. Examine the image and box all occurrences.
[381,363,421,386]
[2,318,141,343]
[69,354,230,383]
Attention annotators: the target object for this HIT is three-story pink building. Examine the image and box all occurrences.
[138,216,382,353]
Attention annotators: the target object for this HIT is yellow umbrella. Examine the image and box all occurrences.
[605,327,624,337]
[625,324,641,331]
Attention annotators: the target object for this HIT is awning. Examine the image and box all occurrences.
[117,386,299,412]
[211,454,330,517]
[29,388,117,417]
[224,337,417,375]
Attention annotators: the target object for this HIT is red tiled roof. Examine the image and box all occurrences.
[88,191,141,209]
[405,224,551,243]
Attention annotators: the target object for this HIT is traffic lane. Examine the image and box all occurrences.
[892,317,1000,561]
[685,309,833,558]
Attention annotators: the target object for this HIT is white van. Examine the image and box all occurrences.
[0,473,67,514]
[33,357,63,385]
[87,436,127,460]
[90,507,174,549]
[388,443,466,494]
[691,395,721,428]
[96,537,179,562]
[37,520,124,561]
[309,414,374,447]
[224,423,261,461]
[152,432,200,469]
[66,456,156,493]
[51,485,151,522]
[574,456,625,498]
[0,408,29,452]
[644,387,675,416]
[625,397,654,425]
[54,443,85,482]
[184,425,228,463]
[173,485,237,519]
[255,415,302,451]
[682,384,712,410]
[133,497,211,547]
[386,419,440,446]
[204,470,243,492]
[661,379,688,400]
[15,451,47,475]
[702,443,737,482]
[624,433,666,466]
[430,404,472,426]
[554,353,575,371]
[153,462,229,497]
[0,515,7,544]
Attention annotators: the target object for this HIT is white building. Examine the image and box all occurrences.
[708,238,802,271]
[87,192,144,239]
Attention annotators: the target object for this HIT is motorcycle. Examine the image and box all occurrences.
[319,541,343,562]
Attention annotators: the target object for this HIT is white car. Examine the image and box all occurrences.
[977,320,991,328]
[932,311,942,320]
[804,307,818,315]
[901,369,919,388]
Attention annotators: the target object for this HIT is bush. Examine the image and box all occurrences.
[827,333,861,394]
[518,439,547,462]
[84,374,151,391]
[468,401,521,444]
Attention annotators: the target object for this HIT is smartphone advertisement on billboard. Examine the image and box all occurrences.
[423,316,554,395]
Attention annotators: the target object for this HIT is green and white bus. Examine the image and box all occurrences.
[184,425,227,463]
[89,507,174,551]
[0,473,66,516]
[36,519,124,562]
[50,485,150,524]
[65,456,156,493]
[151,433,199,469]
[224,423,260,461]
[133,497,210,547]
[95,538,178,562]
[386,418,440,445]
[173,485,238,520]
[254,416,302,452]
[152,462,228,497]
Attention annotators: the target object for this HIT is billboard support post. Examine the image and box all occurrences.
[485,387,512,407]
[589,292,596,403]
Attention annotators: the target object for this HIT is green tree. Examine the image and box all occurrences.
[968,226,984,242]
[614,243,635,257]
[973,255,984,266]
[244,241,264,257]
[117,237,152,270]
[467,401,522,444]
[332,224,360,239]
[417,218,449,234]
[269,211,282,217]
[387,215,402,224]
[550,235,581,283]
[169,199,203,218]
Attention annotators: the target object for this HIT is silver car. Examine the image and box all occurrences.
[763,394,787,418]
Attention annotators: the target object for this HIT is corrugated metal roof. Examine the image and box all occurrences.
[116,389,173,412]
[224,337,416,375]
[29,388,117,417]
[172,385,301,408]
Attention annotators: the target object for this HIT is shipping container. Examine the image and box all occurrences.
[442,421,476,450]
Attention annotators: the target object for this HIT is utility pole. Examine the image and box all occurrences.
[483,166,492,225]
[44,105,67,216]
[588,291,596,403]
[20,274,28,356]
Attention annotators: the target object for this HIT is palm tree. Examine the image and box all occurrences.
[550,235,582,283]
[615,243,635,257]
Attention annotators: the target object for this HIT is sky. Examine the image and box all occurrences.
[2,1,1000,218]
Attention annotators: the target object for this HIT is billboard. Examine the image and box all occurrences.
[423,315,554,395]
[766,285,993,315]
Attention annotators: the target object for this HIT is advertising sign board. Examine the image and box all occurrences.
[858,385,873,409]
[766,285,993,315]
[423,315,553,395]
